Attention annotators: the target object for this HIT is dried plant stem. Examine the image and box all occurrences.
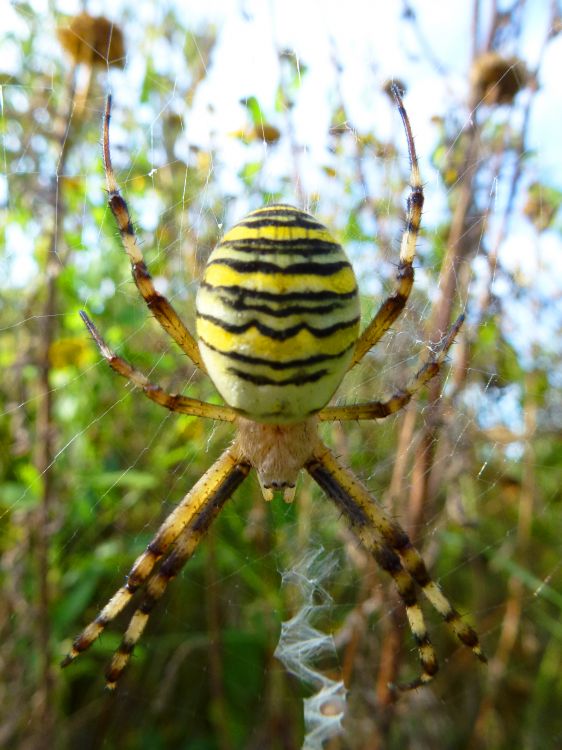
[31,71,77,750]
[205,531,234,750]
[470,370,537,745]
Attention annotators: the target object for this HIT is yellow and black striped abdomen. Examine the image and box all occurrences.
[196,205,360,422]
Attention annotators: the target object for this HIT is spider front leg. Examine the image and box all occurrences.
[350,84,423,368]
[102,95,206,372]
[307,443,486,690]
[62,448,250,676]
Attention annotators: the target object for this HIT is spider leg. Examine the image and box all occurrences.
[306,445,437,689]
[104,458,250,688]
[319,314,463,422]
[102,95,206,372]
[80,311,236,422]
[61,447,249,670]
[306,442,486,688]
[350,84,423,369]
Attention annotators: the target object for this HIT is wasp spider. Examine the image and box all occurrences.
[62,89,486,691]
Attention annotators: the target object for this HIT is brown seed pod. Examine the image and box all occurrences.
[57,13,125,68]
[383,79,407,100]
[470,52,528,106]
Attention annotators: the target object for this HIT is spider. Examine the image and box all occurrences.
[62,88,486,691]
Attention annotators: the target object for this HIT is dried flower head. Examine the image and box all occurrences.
[57,13,125,68]
[470,52,527,106]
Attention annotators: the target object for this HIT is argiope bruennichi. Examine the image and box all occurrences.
[62,87,486,691]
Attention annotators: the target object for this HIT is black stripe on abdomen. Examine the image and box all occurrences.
[197,312,360,341]
[206,258,352,276]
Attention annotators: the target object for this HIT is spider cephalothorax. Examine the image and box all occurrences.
[62,88,486,691]
[235,416,319,501]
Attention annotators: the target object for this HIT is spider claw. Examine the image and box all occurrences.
[474,645,488,663]
[60,649,78,668]
[390,672,434,692]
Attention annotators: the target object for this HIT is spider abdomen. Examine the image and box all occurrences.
[196,204,360,422]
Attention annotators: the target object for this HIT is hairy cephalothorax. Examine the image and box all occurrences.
[234,416,320,500]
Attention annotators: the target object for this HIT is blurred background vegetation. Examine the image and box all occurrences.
[2,1,562,748]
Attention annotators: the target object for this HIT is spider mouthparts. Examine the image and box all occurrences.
[282,486,296,503]
[258,479,275,502]
[257,479,296,503]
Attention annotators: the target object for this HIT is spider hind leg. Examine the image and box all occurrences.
[306,443,486,689]
[397,543,486,663]
[62,449,250,683]
[372,541,439,689]
[104,464,250,688]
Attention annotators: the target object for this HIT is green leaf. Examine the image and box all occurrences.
[241,95,265,127]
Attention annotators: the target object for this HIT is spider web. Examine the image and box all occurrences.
[2,1,562,749]
[274,548,347,749]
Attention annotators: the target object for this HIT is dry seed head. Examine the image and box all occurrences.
[57,13,125,68]
[470,52,528,106]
